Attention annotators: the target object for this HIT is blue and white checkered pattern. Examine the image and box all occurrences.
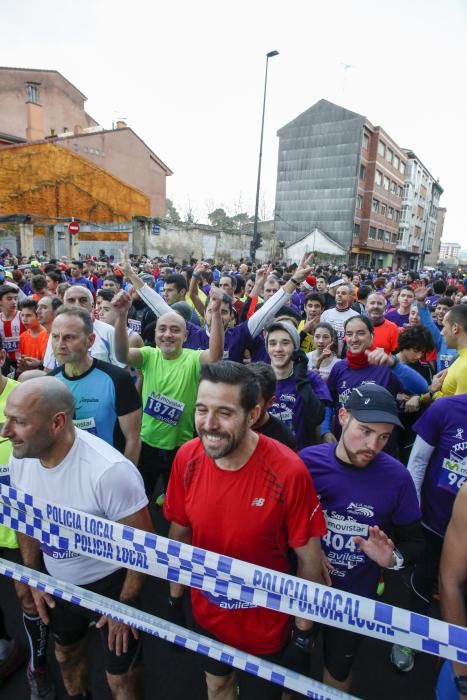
[1,483,467,664]
[0,558,354,700]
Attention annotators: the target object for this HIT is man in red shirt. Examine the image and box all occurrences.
[164,361,326,699]
[366,292,399,353]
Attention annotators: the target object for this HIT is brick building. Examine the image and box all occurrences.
[0,66,172,217]
[275,99,443,270]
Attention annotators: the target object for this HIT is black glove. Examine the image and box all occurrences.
[167,595,186,627]
[167,595,187,654]
[280,625,314,675]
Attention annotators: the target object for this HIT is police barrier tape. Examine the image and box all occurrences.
[1,483,466,665]
[0,559,356,700]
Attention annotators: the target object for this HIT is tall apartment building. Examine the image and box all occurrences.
[395,151,443,269]
[424,206,446,267]
[275,99,442,270]
[439,241,461,266]
[0,67,172,216]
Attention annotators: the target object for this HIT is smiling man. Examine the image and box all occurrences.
[112,289,224,499]
[164,361,326,700]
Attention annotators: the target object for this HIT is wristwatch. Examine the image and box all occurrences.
[290,278,300,286]
[388,548,404,571]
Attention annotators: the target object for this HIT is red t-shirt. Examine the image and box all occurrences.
[164,434,326,654]
[373,319,399,354]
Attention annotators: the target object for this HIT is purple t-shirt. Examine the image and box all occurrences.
[384,309,409,327]
[413,395,467,536]
[184,321,253,363]
[426,294,440,308]
[268,371,331,450]
[327,360,403,409]
[299,444,420,597]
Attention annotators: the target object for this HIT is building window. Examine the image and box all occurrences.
[359,164,366,180]
[378,141,386,157]
[384,231,391,243]
[383,175,390,190]
[393,155,400,170]
[417,205,425,219]
[377,228,384,241]
[356,194,363,209]
[420,184,427,199]
[386,148,393,164]
[380,203,387,217]
[375,170,382,186]
[392,232,398,243]
[391,181,398,194]
[353,223,360,238]
[398,185,403,197]
[26,83,40,104]
[372,198,380,213]
[415,226,422,237]
[399,161,405,175]
[369,227,376,239]
[395,210,401,222]
[398,229,404,242]
[362,133,369,150]
[387,207,394,220]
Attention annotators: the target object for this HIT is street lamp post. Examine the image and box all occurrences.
[251,49,279,262]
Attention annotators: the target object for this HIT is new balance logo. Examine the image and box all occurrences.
[251,498,265,507]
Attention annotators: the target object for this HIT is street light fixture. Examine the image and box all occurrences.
[251,49,279,262]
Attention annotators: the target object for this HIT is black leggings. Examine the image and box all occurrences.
[410,525,443,614]
[137,442,178,497]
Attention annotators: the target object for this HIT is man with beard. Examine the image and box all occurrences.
[320,283,359,356]
[365,292,399,354]
[163,361,326,700]
[299,385,423,693]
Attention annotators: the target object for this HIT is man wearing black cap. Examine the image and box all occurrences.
[299,384,423,693]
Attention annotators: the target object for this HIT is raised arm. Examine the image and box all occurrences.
[116,248,171,318]
[200,289,224,364]
[189,262,209,317]
[111,291,144,367]
[247,254,314,338]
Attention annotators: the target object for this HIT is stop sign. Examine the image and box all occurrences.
[68,220,80,235]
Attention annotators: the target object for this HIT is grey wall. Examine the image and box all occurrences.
[275,100,364,252]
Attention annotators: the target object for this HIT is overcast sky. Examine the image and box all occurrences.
[2,0,467,246]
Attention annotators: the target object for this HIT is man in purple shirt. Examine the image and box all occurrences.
[67,260,95,293]
[300,385,422,693]
[390,394,467,673]
[384,286,415,327]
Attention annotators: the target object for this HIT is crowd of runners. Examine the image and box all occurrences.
[0,248,465,699]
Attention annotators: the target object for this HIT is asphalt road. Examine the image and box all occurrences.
[0,505,440,700]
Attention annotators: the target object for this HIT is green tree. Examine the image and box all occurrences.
[208,208,233,229]
[165,198,181,223]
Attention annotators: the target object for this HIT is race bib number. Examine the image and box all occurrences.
[438,354,454,370]
[128,318,142,334]
[322,513,369,576]
[73,417,97,434]
[144,393,185,426]
[438,458,467,495]
[3,337,19,353]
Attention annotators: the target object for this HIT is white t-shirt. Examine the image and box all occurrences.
[319,307,359,355]
[44,318,126,370]
[307,350,340,381]
[9,429,148,584]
